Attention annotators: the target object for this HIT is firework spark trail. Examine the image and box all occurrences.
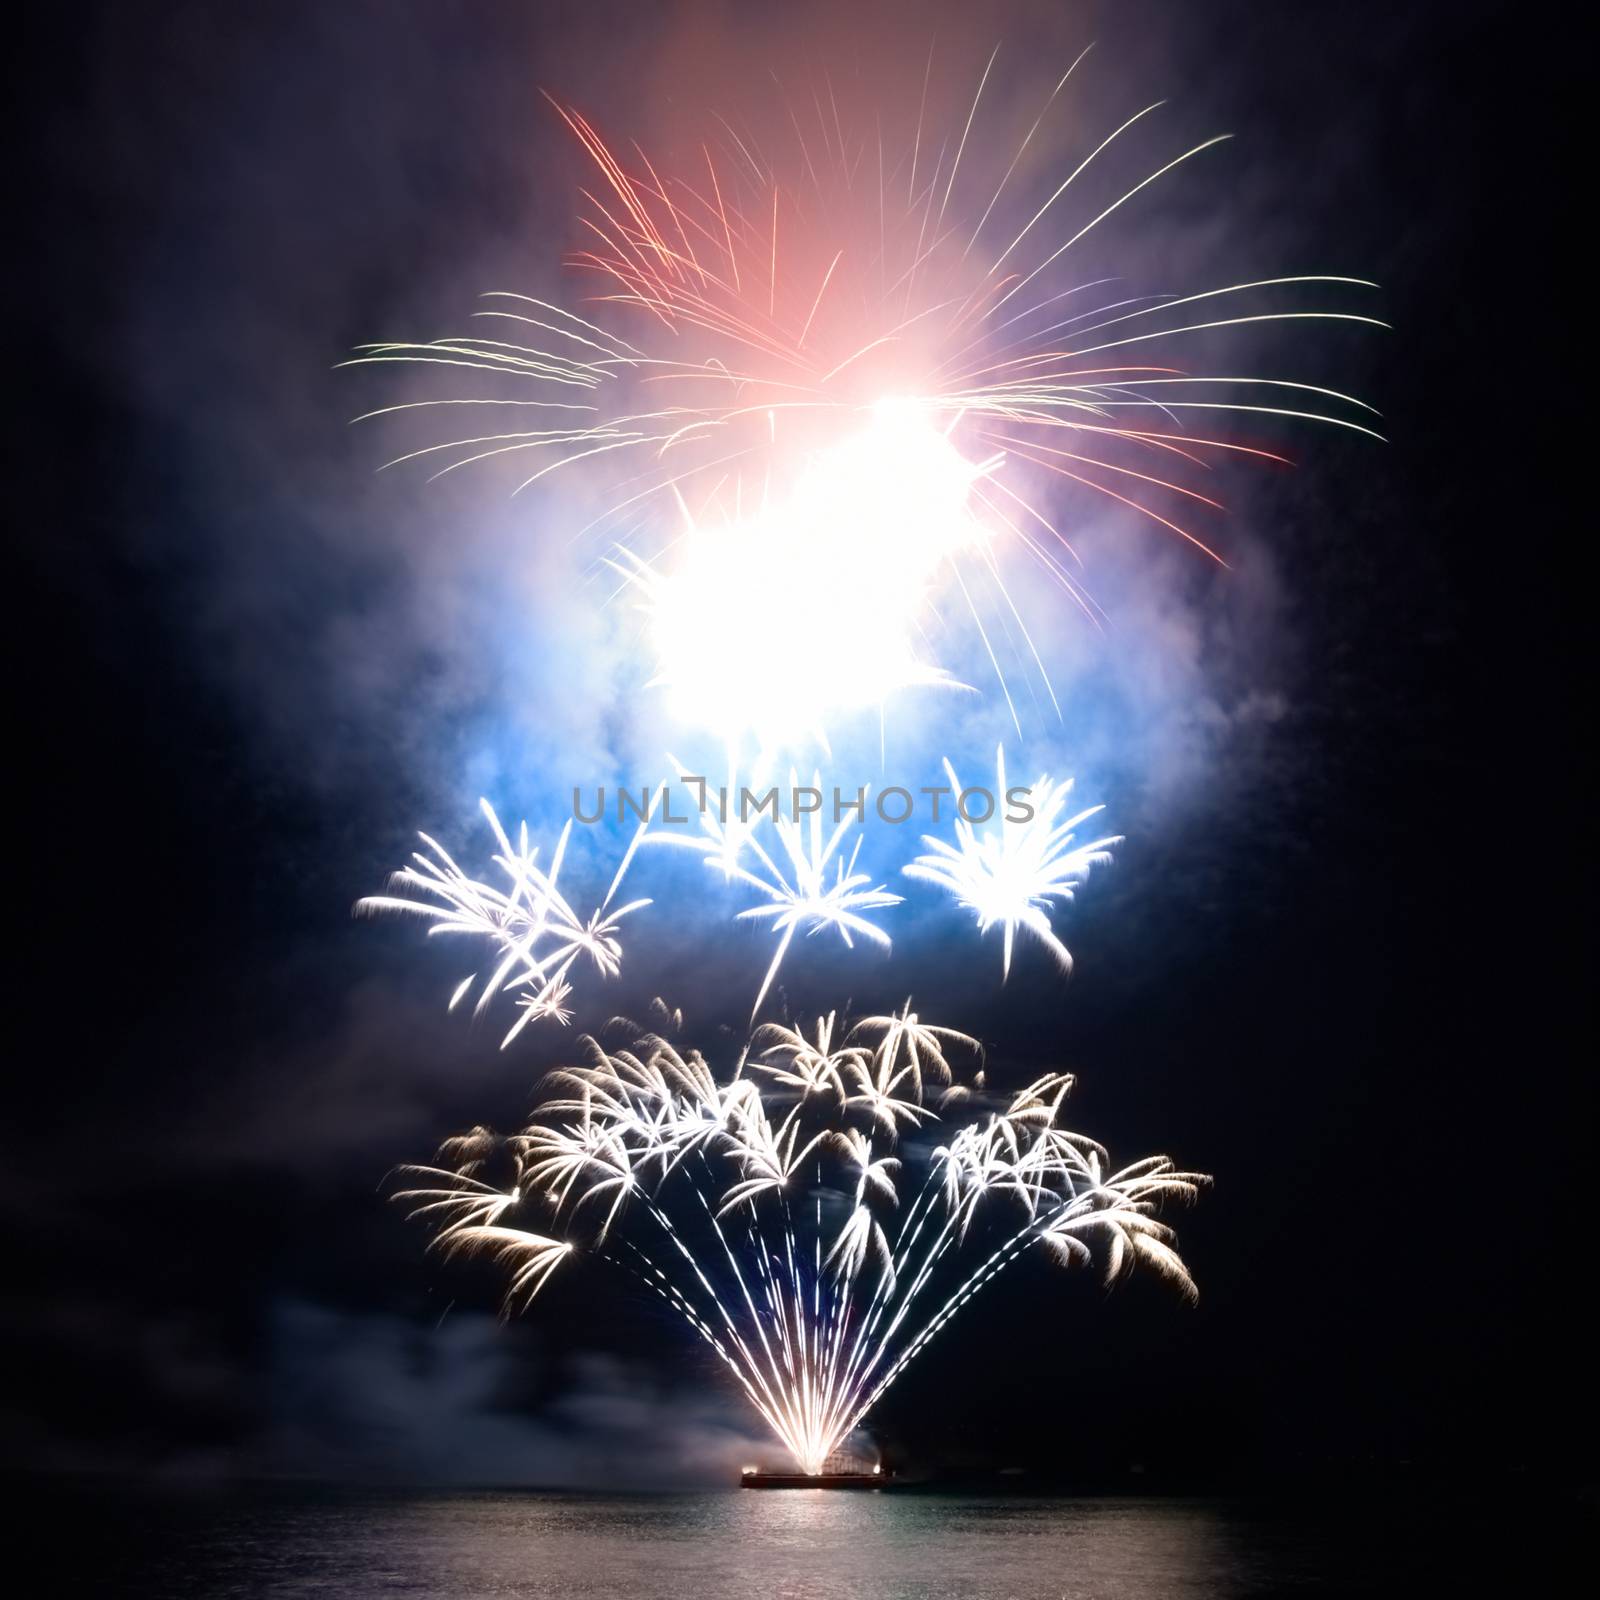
[394,1009,1207,1475]
[345,54,1383,755]
[905,744,1120,978]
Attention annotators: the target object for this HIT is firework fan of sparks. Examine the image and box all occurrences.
[344,49,1382,753]
[393,1005,1208,1476]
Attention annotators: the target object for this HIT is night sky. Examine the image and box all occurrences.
[9,0,1587,1496]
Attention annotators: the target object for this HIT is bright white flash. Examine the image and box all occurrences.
[617,400,1002,751]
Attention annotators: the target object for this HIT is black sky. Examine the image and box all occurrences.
[7,0,1589,1492]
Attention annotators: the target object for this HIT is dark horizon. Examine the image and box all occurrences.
[7,0,1588,1524]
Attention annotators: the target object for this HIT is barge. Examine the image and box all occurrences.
[741,1454,891,1489]
[740,1469,889,1489]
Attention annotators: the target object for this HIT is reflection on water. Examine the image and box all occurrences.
[44,1485,1517,1599]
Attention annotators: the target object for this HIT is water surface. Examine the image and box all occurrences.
[42,1484,1548,1597]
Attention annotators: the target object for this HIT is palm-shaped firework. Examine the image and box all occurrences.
[905,746,1121,978]
[648,773,902,1017]
[356,799,651,1046]
[394,1008,1206,1476]
[358,754,1121,1037]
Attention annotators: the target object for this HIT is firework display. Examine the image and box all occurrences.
[347,54,1382,755]
[355,52,1375,1475]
